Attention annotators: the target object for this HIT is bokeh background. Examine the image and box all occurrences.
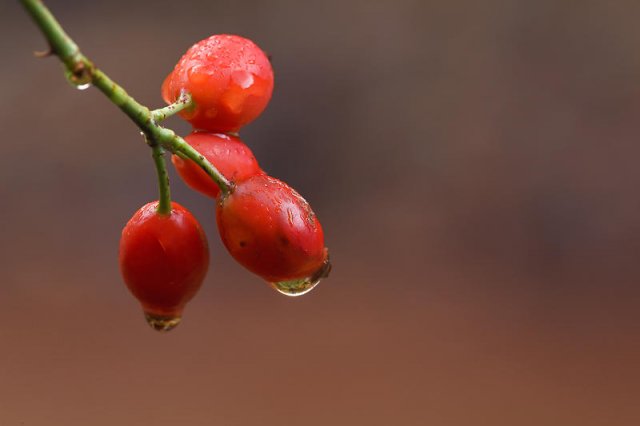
[1,0,639,424]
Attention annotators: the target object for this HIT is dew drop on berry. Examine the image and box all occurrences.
[231,70,255,89]
[76,83,91,91]
[144,312,182,332]
[187,66,207,84]
[269,277,321,297]
[268,256,332,297]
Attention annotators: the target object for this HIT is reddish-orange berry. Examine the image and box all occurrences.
[162,34,274,132]
[119,201,209,331]
[171,131,263,198]
[216,174,329,291]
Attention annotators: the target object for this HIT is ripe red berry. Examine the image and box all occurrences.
[216,174,329,293]
[119,201,209,331]
[171,131,263,198]
[162,34,274,133]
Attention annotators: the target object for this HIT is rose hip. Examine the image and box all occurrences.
[162,34,274,133]
[216,174,328,286]
[119,201,209,331]
[171,131,263,198]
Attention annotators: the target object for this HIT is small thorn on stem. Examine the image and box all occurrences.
[34,47,53,58]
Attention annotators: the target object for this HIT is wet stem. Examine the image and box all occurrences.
[19,0,232,204]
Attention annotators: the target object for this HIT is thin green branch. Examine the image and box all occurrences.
[20,0,83,72]
[150,144,172,215]
[152,91,194,122]
[20,0,232,197]
[147,126,233,197]
[91,67,152,127]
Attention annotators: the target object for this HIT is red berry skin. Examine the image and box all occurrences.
[162,34,274,133]
[119,201,209,319]
[216,175,326,282]
[171,131,263,199]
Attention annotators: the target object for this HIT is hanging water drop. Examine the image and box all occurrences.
[269,257,332,297]
[64,68,92,90]
[270,277,321,297]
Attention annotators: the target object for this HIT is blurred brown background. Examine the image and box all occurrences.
[1,0,639,425]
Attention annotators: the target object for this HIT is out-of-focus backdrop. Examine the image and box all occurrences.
[1,0,639,424]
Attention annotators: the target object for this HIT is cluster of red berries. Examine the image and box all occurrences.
[119,35,330,331]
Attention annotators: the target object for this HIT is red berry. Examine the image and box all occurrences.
[171,131,263,198]
[162,34,274,133]
[216,174,328,287]
[119,201,209,331]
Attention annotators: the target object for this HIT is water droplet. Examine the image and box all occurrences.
[144,312,181,332]
[76,83,91,91]
[231,70,254,89]
[269,255,332,297]
[270,277,320,297]
[188,66,207,84]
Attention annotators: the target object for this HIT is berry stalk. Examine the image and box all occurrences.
[19,0,232,197]
[150,144,171,215]
[152,91,194,122]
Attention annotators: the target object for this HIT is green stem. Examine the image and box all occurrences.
[20,0,83,74]
[20,0,232,198]
[174,138,235,194]
[152,91,194,122]
[147,126,234,196]
[150,143,172,215]
[91,67,152,127]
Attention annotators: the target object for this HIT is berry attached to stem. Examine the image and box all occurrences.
[172,131,263,198]
[216,175,329,290]
[119,202,209,331]
[162,34,274,133]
